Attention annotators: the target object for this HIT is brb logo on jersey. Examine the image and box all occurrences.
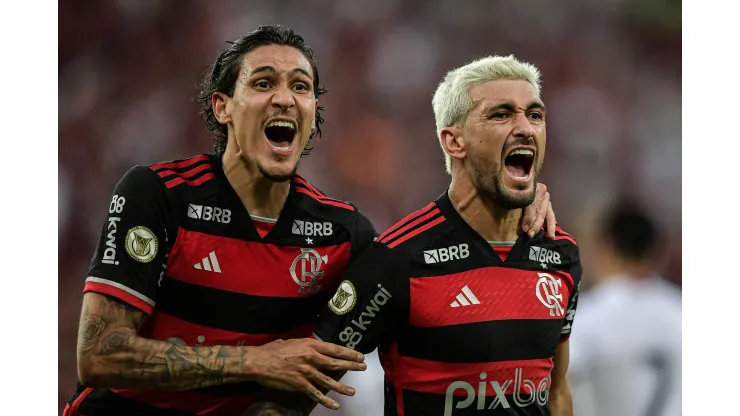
[424,243,469,264]
[290,248,329,295]
[535,272,564,317]
[529,246,561,264]
[187,204,231,224]
[292,220,333,236]
[444,370,550,414]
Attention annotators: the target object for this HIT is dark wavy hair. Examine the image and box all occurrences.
[196,25,327,155]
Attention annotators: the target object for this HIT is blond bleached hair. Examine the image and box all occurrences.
[431,55,542,174]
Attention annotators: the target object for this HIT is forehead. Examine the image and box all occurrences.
[469,79,541,110]
[241,44,313,79]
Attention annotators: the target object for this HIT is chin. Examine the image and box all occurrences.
[257,160,298,182]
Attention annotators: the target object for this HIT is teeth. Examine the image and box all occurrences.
[510,149,534,157]
[266,120,296,130]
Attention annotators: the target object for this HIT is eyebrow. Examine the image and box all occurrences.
[250,66,313,80]
[485,101,547,114]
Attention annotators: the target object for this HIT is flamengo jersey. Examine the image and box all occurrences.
[313,191,582,416]
[66,153,376,416]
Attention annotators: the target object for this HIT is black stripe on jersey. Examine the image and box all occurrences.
[397,319,561,363]
[157,277,327,334]
[382,211,445,246]
[402,390,548,416]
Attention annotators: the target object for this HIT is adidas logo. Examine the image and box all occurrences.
[193,251,221,273]
[450,285,480,307]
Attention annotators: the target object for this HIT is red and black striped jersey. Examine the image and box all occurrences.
[66,153,376,416]
[313,191,582,416]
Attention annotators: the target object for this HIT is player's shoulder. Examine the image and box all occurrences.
[375,200,452,255]
[541,224,580,262]
[292,173,369,226]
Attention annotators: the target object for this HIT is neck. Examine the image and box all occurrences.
[448,174,521,242]
[222,141,290,219]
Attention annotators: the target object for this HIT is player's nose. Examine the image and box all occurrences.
[512,113,535,139]
[271,83,295,112]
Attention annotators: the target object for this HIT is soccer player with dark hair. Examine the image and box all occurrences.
[250,55,581,415]
[65,25,560,416]
[568,200,681,416]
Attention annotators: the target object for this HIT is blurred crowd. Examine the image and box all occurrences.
[59,0,681,414]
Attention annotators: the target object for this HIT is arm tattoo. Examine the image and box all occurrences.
[77,292,251,390]
[78,315,108,353]
[99,331,132,355]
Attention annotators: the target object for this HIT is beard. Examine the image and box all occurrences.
[257,160,298,183]
[469,153,538,209]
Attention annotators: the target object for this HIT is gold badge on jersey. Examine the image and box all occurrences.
[329,280,357,315]
[125,226,158,263]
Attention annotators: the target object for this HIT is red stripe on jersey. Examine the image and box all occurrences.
[150,154,209,171]
[377,202,436,242]
[408,268,574,327]
[379,208,441,244]
[165,172,216,189]
[83,281,154,315]
[252,218,275,238]
[554,233,577,246]
[167,229,352,298]
[63,387,93,416]
[294,186,355,210]
[391,355,554,395]
[155,163,211,180]
[109,388,255,416]
[140,310,314,347]
[387,216,446,248]
[293,175,325,197]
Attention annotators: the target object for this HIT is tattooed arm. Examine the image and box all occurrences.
[76,292,255,390]
[76,292,365,407]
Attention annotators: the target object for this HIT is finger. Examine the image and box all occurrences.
[314,341,365,363]
[302,382,340,410]
[521,184,547,233]
[308,368,356,396]
[311,353,367,372]
[528,191,550,238]
[546,202,557,239]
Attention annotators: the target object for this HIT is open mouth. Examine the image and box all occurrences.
[504,148,535,179]
[264,120,297,152]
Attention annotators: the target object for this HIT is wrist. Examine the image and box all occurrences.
[237,345,268,381]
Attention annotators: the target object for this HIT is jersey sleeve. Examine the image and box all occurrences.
[84,166,173,315]
[348,205,378,261]
[560,244,583,343]
[313,242,408,354]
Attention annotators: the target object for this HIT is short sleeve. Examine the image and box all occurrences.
[84,166,174,315]
[560,246,583,343]
[313,242,408,354]
[349,206,378,261]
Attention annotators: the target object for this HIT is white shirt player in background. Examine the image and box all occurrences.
[310,349,385,416]
[568,200,681,416]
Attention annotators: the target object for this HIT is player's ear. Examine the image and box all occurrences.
[440,124,466,164]
[212,92,232,125]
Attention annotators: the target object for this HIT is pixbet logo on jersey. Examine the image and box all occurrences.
[292,220,333,236]
[338,284,392,349]
[444,369,550,415]
[290,248,329,295]
[187,204,231,224]
[424,243,469,264]
[102,195,126,265]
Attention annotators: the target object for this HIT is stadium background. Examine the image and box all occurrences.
[58,0,681,414]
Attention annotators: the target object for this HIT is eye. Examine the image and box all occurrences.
[292,82,309,92]
[254,80,271,89]
[489,112,508,120]
[529,112,544,120]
